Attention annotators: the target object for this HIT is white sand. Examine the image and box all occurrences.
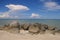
[0,30,60,40]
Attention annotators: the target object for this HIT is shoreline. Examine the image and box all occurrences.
[0,21,60,35]
[0,21,60,40]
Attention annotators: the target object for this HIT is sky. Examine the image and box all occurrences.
[0,0,60,19]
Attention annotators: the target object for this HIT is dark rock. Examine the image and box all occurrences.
[53,29,60,34]
[4,24,10,27]
[41,24,48,31]
[33,23,41,29]
[21,23,31,30]
[48,26,56,31]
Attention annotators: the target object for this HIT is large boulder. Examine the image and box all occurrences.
[33,23,41,29]
[0,27,4,30]
[41,24,48,31]
[21,23,31,30]
[3,24,10,30]
[50,28,60,35]
[55,29,60,34]
[9,21,20,29]
[40,24,48,34]
[28,23,40,34]
[48,26,56,31]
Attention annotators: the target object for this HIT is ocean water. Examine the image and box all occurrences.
[0,19,60,29]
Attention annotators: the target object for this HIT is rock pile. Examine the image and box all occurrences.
[0,21,60,35]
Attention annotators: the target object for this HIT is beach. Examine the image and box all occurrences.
[0,21,60,40]
[0,30,60,40]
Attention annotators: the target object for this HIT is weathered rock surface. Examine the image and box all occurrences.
[21,23,31,30]
[28,24,40,34]
[9,21,20,29]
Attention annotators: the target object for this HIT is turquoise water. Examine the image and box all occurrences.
[0,19,60,28]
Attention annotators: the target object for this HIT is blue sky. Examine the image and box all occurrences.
[0,0,60,19]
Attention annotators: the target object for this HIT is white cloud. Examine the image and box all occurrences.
[30,13,41,18]
[0,12,10,18]
[0,12,19,18]
[0,4,29,18]
[44,2,60,10]
[6,4,29,11]
[45,2,57,8]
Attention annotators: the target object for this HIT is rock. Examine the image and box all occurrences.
[1,22,59,35]
[48,26,56,31]
[7,21,20,33]
[28,23,40,34]
[3,24,10,29]
[4,24,10,27]
[9,21,20,29]
[21,23,31,30]
[39,24,48,34]
[56,29,60,33]
[53,29,60,34]
[0,27,4,30]
[41,24,48,31]
[33,23,41,29]
[45,26,57,35]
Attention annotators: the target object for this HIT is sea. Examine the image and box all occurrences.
[0,19,60,29]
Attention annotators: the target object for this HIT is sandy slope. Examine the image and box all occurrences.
[0,30,60,40]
